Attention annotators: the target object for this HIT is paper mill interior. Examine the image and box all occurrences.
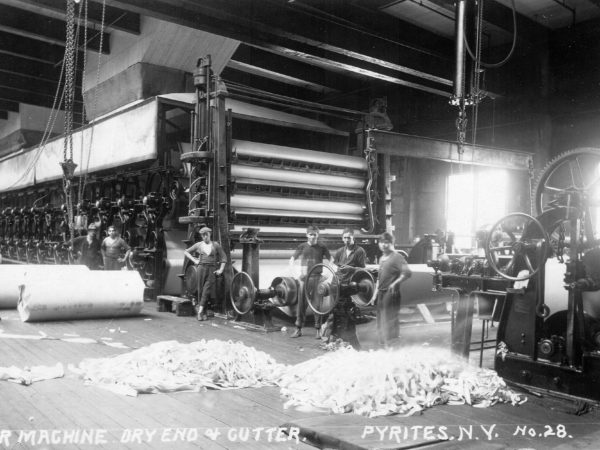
[2,0,600,449]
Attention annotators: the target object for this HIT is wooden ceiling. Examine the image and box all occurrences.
[0,0,597,121]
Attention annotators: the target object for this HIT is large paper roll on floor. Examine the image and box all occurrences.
[0,265,90,309]
[19,270,145,322]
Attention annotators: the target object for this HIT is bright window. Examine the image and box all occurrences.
[446,169,508,251]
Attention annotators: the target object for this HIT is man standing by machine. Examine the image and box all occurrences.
[377,232,411,347]
[289,225,332,338]
[184,227,227,321]
[71,224,102,270]
[354,98,393,133]
[101,225,131,270]
[323,228,367,349]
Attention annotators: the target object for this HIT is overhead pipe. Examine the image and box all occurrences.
[453,0,467,102]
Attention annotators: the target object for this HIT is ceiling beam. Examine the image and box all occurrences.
[0,71,82,102]
[226,60,340,95]
[302,0,455,59]
[0,53,82,86]
[250,42,451,97]
[0,85,83,115]
[424,0,549,45]
[0,4,110,54]
[11,0,140,35]
[177,0,452,86]
[0,31,83,65]
[232,44,361,94]
[103,0,451,96]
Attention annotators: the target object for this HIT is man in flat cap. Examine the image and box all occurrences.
[289,225,332,338]
[71,223,102,270]
[184,226,227,321]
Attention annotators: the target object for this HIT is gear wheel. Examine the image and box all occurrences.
[533,147,600,216]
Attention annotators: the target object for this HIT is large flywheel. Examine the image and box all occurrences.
[533,148,600,252]
[534,148,600,214]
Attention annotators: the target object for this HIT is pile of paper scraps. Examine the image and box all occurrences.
[0,363,64,385]
[278,346,526,417]
[71,339,286,396]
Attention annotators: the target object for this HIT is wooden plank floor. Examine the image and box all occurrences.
[0,305,599,449]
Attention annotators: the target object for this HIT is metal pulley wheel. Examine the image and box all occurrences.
[485,212,550,281]
[305,263,340,315]
[270,276,298,307]
[347,268,376,307]
[230,271,255,315]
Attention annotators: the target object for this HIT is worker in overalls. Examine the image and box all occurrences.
[377,232,412,347]
[321,228,367,349]
[184,227,226,321]
[290,225,332,338]
[101,225,131,270]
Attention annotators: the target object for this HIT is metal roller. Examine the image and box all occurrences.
[231,249,300,260]
[231,225,347,235]
[231,194,364,215]
[234,207,363,222]
[233,140,368,171]
[233,176,364,196]
[232,165,365,190]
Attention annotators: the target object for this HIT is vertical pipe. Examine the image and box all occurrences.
[454,0,467,100]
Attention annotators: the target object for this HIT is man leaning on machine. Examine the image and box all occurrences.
[320,228,367,349]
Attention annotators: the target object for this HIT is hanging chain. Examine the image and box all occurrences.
[557,224,565,264]
[455,102,467,162]
[579,209,586,258]
[63,0,75,163]
[78,0,106,205]
[62,0,77,236]
[527,157,535,216]
[77,0,89,207]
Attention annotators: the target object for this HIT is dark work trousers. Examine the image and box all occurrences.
[330,298,361,349]
[295,274,323,329]
[103,256,121,271]
[196,263,218,307]
[376,289,401,347]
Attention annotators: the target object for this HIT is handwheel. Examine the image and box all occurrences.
[230,271,255,315]
[485,212,550,281]
[305,263,340,315]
